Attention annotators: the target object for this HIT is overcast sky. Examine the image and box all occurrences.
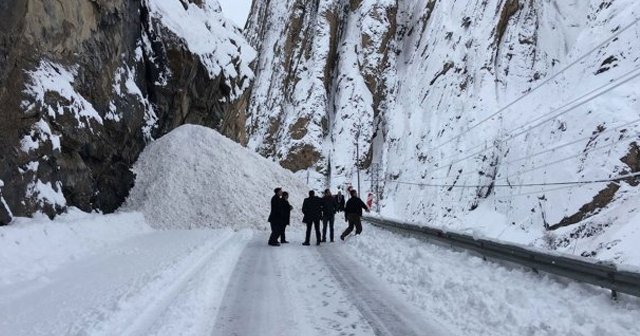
[218,0,253,29]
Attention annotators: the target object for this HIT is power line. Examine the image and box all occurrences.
[435,65,640,166]
[429,122,640,181]
[493,133,640,183]
[428,16,640,153]
[396,184,584,207]
[369,171,640,189]
[504,121,640,165]
[427,66,640,175]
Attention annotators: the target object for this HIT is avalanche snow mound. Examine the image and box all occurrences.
[126,125,308,230]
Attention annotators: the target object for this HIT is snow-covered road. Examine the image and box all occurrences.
[2,219,638,336]
[214,234,448,336]
[0,229,249,336]
[0,228,450,336]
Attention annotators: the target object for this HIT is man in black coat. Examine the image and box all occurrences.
[268,187,284,246]
[334,190,345,213]
[321,189,337,242]
[279,191,292,244]
[302,190,323,246]
[340,189,369,240]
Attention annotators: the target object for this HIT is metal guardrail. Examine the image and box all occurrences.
[364,216,640,298]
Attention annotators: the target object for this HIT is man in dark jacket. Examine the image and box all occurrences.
[279,191,292,243]
[268,187,284,246]
[340,189,369,240]
[302,190,323,246]
[334,190,345,213]
[321,189,337,242]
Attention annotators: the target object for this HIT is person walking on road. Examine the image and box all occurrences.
[302,190,323,246]
[268,187,284,246]
[321,189,337,242]
[340,189,369,240]
[280,191,292,244]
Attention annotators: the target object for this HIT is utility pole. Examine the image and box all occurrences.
[372,163,381,213]
[355,126,361,197]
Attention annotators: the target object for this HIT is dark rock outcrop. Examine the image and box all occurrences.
[0,0,254,222]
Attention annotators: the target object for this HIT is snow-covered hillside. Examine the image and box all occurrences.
[242,0,640,266]
[125,125,308,229]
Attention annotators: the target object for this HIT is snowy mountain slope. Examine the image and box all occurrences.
[0,0,254,222]
[242,0,640,265]
[125,124,308,230]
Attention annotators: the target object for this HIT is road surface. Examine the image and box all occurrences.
[0,229,451,336]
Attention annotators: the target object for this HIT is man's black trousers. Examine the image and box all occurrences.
[322,215,335,242]
[304,219,321,244]
[269,221,283,244]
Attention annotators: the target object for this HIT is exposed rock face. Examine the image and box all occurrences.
[243,0,640,263]
[0,0,254,221]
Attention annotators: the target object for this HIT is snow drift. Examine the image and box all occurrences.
[125,125,308,229]
[0,209,151,285]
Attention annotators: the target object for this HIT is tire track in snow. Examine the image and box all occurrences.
[213,236,304,336]
[0,229,249,336]
[213,232,375,336]
[317,244,452,336]
[90,230,252,336]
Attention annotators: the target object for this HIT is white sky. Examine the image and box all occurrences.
[218,0,253,29]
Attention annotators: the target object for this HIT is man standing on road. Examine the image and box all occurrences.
[340,189,369,240]
[302,190,323,246]
[321,189,337,242]
[334,190,345,213]
[268,187,284,246]
[279,191,292,244]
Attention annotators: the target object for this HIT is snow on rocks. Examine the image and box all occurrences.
[146,0,256,100]
[25,179,66,211]
[20,118,61,153]
[125,124,308,230]
[0,209,151,285]
[22,60,103,128]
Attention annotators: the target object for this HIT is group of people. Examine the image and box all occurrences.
[267,187,370,246]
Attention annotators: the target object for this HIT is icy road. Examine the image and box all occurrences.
[2,225,639,336]
[0,229,448,336]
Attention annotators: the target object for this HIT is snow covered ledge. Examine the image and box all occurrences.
[145,0,256,100]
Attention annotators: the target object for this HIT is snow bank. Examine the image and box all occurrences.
[0,209,151,285]
[125,124,308,230]
[344,226,640,336]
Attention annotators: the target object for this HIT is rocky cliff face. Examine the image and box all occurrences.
[243,0,640,264]
[0,0,254,223]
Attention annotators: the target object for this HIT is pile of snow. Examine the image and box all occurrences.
[0,209,151,285]
[125,125,308,230]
